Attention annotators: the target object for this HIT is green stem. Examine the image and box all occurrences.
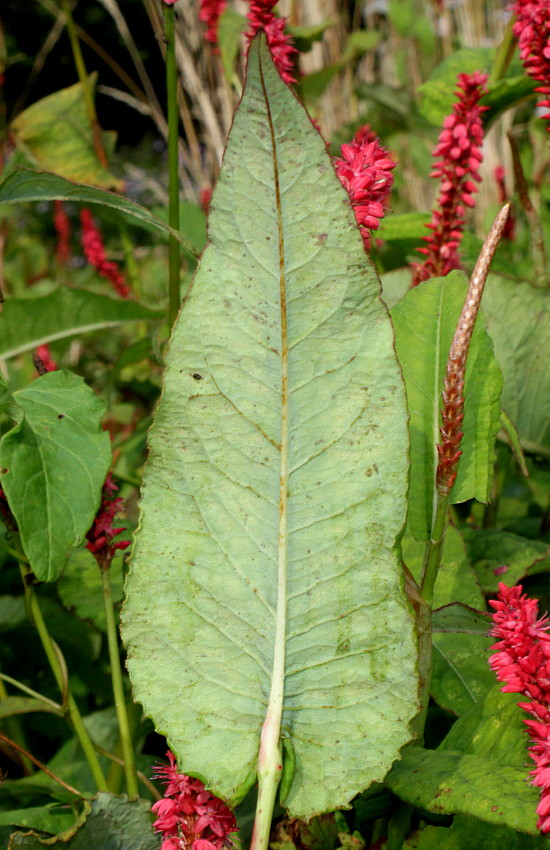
[164,2,181,328]
[488,18,516,86]
[386,801,414,850]
[18,559,108,791]
[419,493,449,611]
[59,0,108,169]
[0,675,34,774]
[101,567,139,800]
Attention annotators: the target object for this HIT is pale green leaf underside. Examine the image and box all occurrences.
[0,371,111,582]
[122,39,418,818]
[392,274,503,542]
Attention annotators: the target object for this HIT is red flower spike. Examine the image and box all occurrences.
[511,0,550,130]
[34,344,58,374]
[489,583,550,832]
[80,209,130,298]
[199,0,226,45]
[53,201,71,264]
[245,0,297,85]
[333,125,396,252]
[152,750,238,850]
[86,473,130,569]
[411,72,488,285]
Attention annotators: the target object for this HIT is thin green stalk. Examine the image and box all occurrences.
[0,675,34,774]
[101,567,139,799]
[59,0,108,168]
[386,802,414,850]
[164,2,181,328]
[419,494,449,610]
[488,18,516,87]
[18,559,108,791]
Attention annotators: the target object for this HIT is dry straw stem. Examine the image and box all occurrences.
[436,202,511,497]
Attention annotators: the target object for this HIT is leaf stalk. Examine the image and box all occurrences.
[17,558,108,791]
[101,566,139,799]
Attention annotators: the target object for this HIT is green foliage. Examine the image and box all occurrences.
[10,76,122,190]
[0,371,111,581]
[0,289,161,360]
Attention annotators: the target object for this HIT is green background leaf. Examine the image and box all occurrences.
[418,48,493,125]
[122,39,418,818]
[0,170,195,254]
[389,685,541,835]
[10,76,122,190]
[0,371,111,581]
[7,793,159,849]
[0,289,161,360]
[482,276,550,457]
[392,273,503,542]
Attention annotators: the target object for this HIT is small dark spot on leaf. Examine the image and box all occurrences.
[58,414,65,419]
[0,468,8,475]
[192,373,202,381]
[314,233,328,245]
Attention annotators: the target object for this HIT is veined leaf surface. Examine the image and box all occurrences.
[122,38,418,818]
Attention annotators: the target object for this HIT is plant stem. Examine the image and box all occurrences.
[164,1,181,328]
[386,801,414,850]
[419,493,449,610]
[18,559,108,791]
[59,0,108,169]
[101,566,139,800]
[488,18,516,87]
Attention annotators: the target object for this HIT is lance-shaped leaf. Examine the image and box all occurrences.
[122,38,418,819]
[0,289,161,360]
[391,272,503,542]
[0,371,111,582]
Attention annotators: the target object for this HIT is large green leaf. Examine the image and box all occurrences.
[0,288,161,360]
[122,38,418,818]
[0,169,196,254]
[10,76,122,190]
[482,276,550,456]
[385,748,539,834]
[405,815,549,849]
[0,371,111,581]
[463,527,550,593]
[392,273,503,542]
[388,685,540,834]
[7,793,159,850]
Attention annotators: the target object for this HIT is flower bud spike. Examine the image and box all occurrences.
[436,203,511,497]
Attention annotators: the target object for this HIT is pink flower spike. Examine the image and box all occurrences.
[245,0,297,85]
[333,125,396,252]
[511,0,550,130]
[86,473,130,569]
[489,583,550,832]
[152,751,238,850]
[80,209,130,298]
[411,71,488,285]
[199,0,226,46]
